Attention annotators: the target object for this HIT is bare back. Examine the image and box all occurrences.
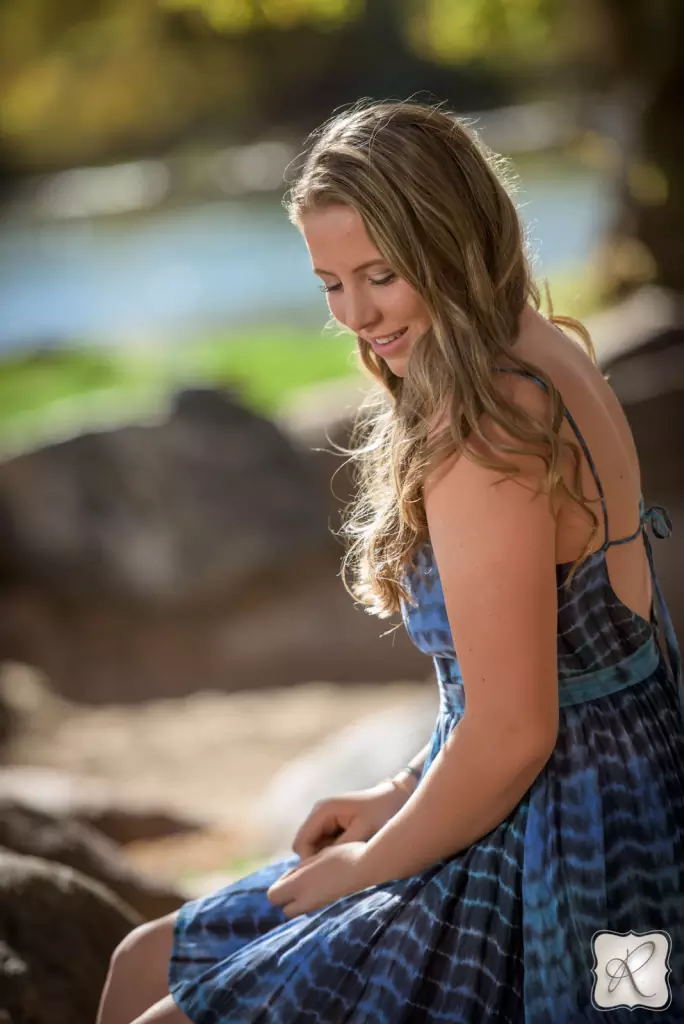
[511,305,652,622]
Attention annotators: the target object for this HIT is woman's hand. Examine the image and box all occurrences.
[266,842,370,918]
[267,779,417,918]
[291,779,412,859]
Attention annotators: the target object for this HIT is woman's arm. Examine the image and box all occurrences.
[390,740,431,792]
[408,741,431,775]
[359,390,560,886]
[361,714,553,884]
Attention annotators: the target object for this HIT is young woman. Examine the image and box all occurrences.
[97,99,684,1023]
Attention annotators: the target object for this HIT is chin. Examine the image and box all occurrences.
[386,359,408,378]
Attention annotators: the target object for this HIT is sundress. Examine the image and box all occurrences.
[169,371,684,1023]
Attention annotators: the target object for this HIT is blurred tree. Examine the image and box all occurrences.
[0,0,503,172]
[401,0,684,295]
[1,0,682,296]
[160,0,360,32]
[0,0,260,168]
[406,0,557,65]
[590,0,684,297]
[155,0,684,295]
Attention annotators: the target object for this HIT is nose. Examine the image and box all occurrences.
[342,289,381,336]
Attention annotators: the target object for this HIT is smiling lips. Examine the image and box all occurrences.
[367,326,408,352]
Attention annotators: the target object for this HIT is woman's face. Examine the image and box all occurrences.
[300,204,431,377]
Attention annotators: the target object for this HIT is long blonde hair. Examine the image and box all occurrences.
[284,99,596,618]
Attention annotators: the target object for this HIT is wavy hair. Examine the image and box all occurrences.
[284,99,597,619]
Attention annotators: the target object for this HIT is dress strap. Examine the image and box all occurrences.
[605,498,673,548]
[496,368,611,545]
[497,367,682,702]
[638,504,683,707]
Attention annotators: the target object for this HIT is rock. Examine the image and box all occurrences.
[0,800,186,921]
[2,672,432,839]
[0,386,329,603]
[0,693,15,751]
[0,850,140,1024]
[0,552,428,702]
[0,766,205,846]
[589,286,684,366]
[0,385,428,702]
[275,376,370,532]
[250,692,438,855]
[72,804,201,847]
[600,324,684,640]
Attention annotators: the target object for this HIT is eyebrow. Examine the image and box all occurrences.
[313,259,388,276]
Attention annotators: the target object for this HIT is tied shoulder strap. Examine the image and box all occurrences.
[639,501,683,713]
[496,367,682,709]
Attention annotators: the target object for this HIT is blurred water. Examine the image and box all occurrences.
[0,164,612,352]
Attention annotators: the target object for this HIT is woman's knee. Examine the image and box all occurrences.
[109,911,178,982]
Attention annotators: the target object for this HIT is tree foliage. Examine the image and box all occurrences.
[159,0,361,33]
[156,0,560,58]
[406,0,557,64]
[0,0,568,171]
[0,0,679,186]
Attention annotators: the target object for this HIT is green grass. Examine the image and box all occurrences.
[0,264,604,451]
[0,347,139,422]
[0,324,360,450]
[183,324,360,414]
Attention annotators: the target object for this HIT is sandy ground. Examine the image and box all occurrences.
[1,663,431,889]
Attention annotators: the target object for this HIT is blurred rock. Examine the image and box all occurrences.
[0,800,186,920]
[275,376,369,536]
[72,804,201,848]
[250,692,438,855]
[590,286,684,366]
[0,386,329,602]
[0,695,15,752]
[0,766,205,846]
[601,322,684,641]
[2,661,430,841]
[121,824,257,884]
[0,850,140,1024]
[0,385,427,701]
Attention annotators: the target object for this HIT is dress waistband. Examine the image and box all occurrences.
[434,636,661,715]
[557,635,660,707]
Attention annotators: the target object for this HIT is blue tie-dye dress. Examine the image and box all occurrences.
[169,384,684,1023]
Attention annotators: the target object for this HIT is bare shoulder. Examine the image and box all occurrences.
[513,309,642,479]
[423,368,557,568]
[423,364,553,505]
[420,367,559,748]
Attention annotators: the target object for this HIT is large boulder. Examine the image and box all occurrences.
[0,851,140,1024]
[0,693,14,751]
[0,765,205,846]
[0,386,329,602]
[0,385,427,702]
[0,799,185,921]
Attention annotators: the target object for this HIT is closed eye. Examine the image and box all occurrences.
[318,272,397,294]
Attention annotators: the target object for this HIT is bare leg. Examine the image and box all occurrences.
[97,912,178,1024]
[131,995,193,1023]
